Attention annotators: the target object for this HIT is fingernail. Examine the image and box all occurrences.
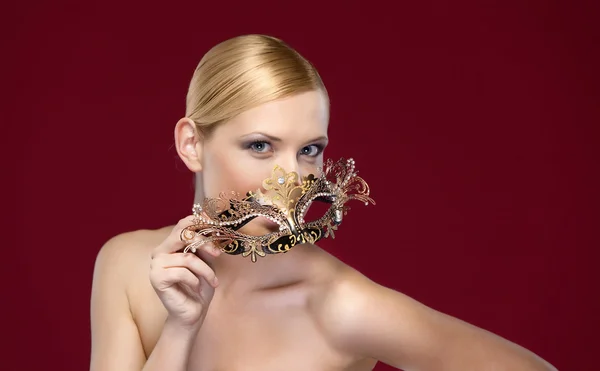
[213,276,219,287]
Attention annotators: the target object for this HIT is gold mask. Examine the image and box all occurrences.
[180,158,375,262]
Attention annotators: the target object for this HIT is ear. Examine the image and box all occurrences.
[174,117,203,172]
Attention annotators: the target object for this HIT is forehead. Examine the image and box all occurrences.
[217,90,329,138]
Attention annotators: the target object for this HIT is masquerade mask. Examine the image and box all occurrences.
[180,158,375,262]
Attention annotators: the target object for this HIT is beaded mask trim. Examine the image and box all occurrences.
[180,158,375,262]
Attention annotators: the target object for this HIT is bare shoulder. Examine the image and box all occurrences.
[310,259,410,343]
[310,258,558,371]
[90,227,173,370]
[97,227,171,258]
[93,226,172,287]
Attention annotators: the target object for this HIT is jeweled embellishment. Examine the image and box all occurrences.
[180,157,375,262]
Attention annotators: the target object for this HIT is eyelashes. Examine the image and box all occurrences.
[245,140,325,157]
[247,140,272,153]
[300,143,325,157]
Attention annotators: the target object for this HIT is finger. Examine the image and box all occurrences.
[154,253,219,288]
[152,215,199,256]
[152,267,200,293]
[184,238,222,257]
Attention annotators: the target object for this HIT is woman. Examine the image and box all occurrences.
[90,34,557,371]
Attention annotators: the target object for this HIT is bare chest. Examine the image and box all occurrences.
[189,310,350,371]
[132,286,376,371]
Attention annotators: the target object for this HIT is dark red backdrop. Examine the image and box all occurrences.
[6,1,599,370]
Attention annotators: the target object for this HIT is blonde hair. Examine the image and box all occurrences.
[185,34,328,136]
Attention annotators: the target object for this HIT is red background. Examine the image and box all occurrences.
[5,1,599,370]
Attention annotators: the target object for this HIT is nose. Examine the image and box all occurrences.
[277,154,302,181]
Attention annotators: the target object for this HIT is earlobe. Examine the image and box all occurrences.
[174,117,203,172]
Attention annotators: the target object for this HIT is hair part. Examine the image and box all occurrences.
[185,34,329,137]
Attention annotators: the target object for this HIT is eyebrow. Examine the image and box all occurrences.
[241,132,328,144]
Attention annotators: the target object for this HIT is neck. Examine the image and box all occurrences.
[200,243,321,293]
[191,181,323,292]
[193,174,205,203]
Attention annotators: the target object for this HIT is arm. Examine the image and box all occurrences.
[143,317,201,371]
[318,274,557,371]
[90,233,203,371]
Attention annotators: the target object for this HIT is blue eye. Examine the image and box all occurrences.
[249,141,272,153]
[300,144,323,157]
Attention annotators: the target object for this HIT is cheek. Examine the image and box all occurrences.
[301,159,323,178]
[202,149,323,199]
[202,152,272,198]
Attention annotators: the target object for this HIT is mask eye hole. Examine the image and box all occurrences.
[300,197,335,225]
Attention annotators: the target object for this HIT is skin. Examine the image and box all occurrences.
[90,90,558,371]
